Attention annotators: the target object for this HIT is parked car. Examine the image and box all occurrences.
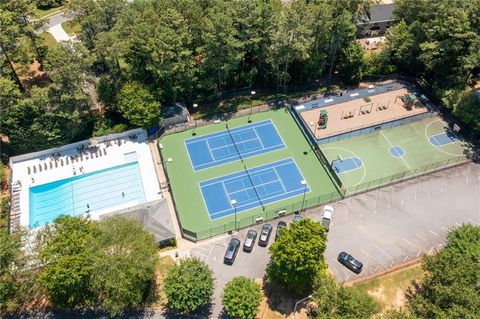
[224,238,241,265]
[338,251,363,274]
[321,205,333,231]
[275,221,287,240]
[243,229,257,252]
[293,215,303,222]
[258,224,272,247]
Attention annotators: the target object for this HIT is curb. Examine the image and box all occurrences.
[344,257,422,286]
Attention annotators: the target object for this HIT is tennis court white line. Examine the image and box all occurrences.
[208,136,259,152]
[194,143,284,169]
[253,127,265,149]
[200,159,294,186]
[226,180,282,197]
[273,167,287,192]
[380,131,415,175]
[185,121,273,145]
[209,187,310,218]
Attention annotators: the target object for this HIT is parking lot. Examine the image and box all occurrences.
[183,163,480,316]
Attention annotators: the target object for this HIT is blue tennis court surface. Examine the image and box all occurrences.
[199,158,309,220]
[185,120,285,171]
[331,157,363,173]
[429,132,459,146]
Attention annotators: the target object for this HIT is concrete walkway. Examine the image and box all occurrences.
[48,24,71,42]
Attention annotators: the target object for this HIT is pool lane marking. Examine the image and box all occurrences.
[379,131,415,175]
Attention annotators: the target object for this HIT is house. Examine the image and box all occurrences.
[161,102,191,128]
[357,1,397,38]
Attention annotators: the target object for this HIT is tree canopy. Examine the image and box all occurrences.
[266,218,327,292]
[36,215,158,316]
[222,276,262,319]
[164,257,215,314]
[406,224,480,319]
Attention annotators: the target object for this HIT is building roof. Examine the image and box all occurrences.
[99,199,176,243]
[162,102,190,119]
[368,3,395,22]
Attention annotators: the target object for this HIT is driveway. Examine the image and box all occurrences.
[184,162,480,316]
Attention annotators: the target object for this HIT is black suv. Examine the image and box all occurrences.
[258,224,272,247]
[224,238,241,265]
[338,251,363,274]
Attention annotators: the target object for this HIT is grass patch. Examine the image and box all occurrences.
[150,256,176,309]
[62,21,81,36]
[352,264,424,312]
[35,6,64,19]
[39,32,58,48]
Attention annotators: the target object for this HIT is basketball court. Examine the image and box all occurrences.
[320,116,472,194]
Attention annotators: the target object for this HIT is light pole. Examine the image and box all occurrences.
[230,199,237,231]
[300,180,307,211]
[292,295,312,319]
[192,103,198,136]
[248,90,256,123]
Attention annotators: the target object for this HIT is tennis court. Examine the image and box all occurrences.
[160,109,341,241]
[320,115,472,194]
[200,158,309,220]
[185,120,285,171]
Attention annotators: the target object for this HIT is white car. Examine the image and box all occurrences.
[321,205,333,231]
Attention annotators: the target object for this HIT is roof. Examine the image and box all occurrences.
[368,3,395,22]
[162,102,190,119]
[99,199,176,242]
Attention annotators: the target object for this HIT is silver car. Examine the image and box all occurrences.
[258,224,272,247]
[243,229,257,252]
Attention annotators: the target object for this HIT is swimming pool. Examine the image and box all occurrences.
[29,161,146,227]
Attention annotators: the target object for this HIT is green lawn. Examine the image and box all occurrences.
[353,264,424,312]
[39,32,58,48]
[35,6,64,19]
[320,115,472,194]
[160,109,340,241]
[62,21,81,36]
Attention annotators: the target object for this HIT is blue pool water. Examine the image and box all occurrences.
[29,161,146,228]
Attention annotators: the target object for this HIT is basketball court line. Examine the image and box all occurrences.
[379,131,415,175]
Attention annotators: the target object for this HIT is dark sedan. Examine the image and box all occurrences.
[338,251,363,274]
[258,223,272,247]
[224,238,241,265]
[275,221,287,241]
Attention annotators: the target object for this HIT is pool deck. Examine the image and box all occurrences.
[10,130,162,228]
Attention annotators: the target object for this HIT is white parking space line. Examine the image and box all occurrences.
[360,249,388,268]
[403,256,408,262]
[468,218,480,225]
[402,237,417,248]
[416,250,422,257]
[416,234,428,242]
[428,230,440,237]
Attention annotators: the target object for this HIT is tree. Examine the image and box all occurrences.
[222,276,262,319]
[266,218,327,292]
[406,224,480,319]
[91,216,158,316]
[312,274,380,319]
[118,82,161,128]
[37,216,98,309]
[0,230,23,312]
[164,257,214,314]
[0,0,40,91]
[337,41,366,84]
[43,42,91,96]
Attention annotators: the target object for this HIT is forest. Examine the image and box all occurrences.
[1,0,479,155]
